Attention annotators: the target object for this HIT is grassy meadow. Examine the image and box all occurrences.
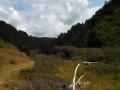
[0,46,120,90]
[19,46,120,90]
[0,48,34,90]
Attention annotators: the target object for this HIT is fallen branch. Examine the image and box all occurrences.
[73,64,80,90]
[83,61,99,65]
[76,74,85,86]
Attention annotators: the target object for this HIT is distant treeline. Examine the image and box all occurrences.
[0,21,55,54]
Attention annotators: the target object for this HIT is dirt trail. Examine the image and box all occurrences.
[0,61,34,76]
[0,60,34,90]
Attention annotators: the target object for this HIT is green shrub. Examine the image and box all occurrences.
[0,38,9,48]
[55,46,74,59]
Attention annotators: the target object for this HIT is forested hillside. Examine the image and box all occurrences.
[0,0,120,53]
[0,21,55,54]
[56,0,120,47]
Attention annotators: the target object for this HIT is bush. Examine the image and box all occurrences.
[0,38,9,48]
[55,46,73,59]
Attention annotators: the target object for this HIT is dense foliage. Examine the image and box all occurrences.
[0,38,9,48]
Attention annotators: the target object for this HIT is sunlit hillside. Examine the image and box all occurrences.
[0,48,34,90]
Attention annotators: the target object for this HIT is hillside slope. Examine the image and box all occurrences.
[84,7,120,47]
[56,0,120,47]
[0,21,55,54]
[0,48,34,90]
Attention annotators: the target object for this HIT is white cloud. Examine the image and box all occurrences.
[67,3,73,12]
[0,7,7,14]
[0,0,108,37]
[75,6,102,24]
[0,4,23,28]
[8,7,23,21]
[87,6,101,17]
[32,3,46,12]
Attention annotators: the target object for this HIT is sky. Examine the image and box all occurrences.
[0,0,110,37]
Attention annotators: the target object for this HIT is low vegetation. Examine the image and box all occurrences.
[0,38,9,49]
[0,41,120,90]
[0,48,34,90]
[9,46,119,90]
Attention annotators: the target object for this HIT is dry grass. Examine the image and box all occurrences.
[58,61,120,90]
[0,47,120,90]
[58,61,75,82]
[0,48,34,90]
[24,46,119,90]
[0,48,32,71]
